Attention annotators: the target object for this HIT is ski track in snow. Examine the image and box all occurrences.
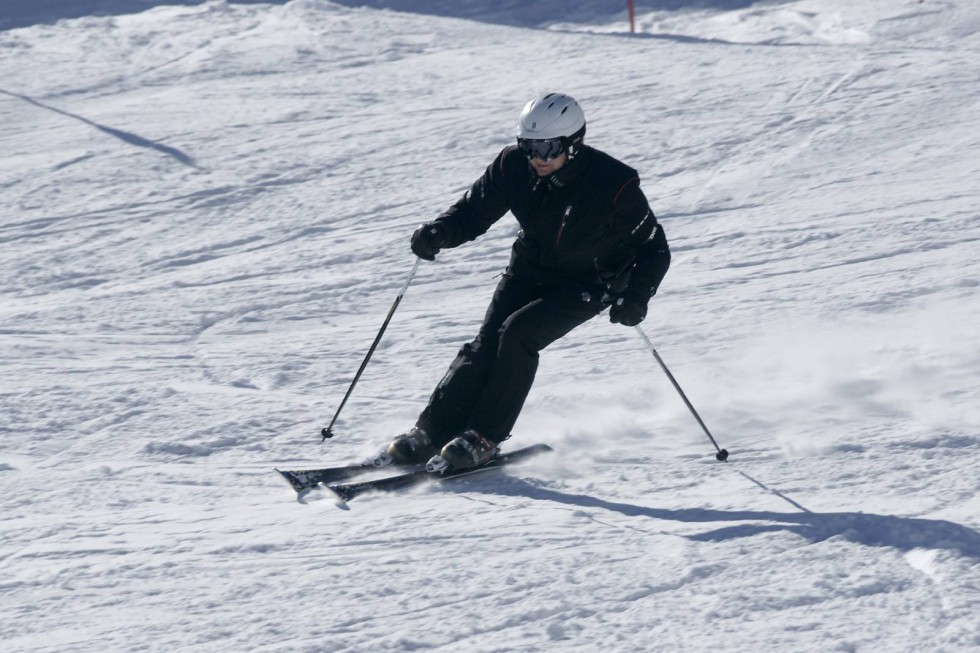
[1,1,979,651]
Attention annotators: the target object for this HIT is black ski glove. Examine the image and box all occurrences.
[609,288,650,327]
[411,223,447,261]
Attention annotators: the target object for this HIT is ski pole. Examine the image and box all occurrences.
[633,326,730,461]
[321,258,422,441]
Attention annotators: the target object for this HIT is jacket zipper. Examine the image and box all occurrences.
[556,205,572,248]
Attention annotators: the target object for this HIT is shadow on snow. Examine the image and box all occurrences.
[3,0,770,32]
[331,1,766,30]
[470,477,980,560]
[0,89,199,168]
[0,0,280,31]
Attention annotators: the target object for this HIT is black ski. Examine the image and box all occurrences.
[275,460,419,493]
[327,443,553,502]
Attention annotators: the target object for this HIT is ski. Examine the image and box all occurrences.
[275,459,419,493]
[326,443,553,502]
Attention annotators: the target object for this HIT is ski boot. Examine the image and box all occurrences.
[426,428,499,473]
[379,426,436,466]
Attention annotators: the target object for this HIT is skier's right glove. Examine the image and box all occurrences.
[411,223,448,261]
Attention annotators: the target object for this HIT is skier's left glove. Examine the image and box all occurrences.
[609,288,650,327]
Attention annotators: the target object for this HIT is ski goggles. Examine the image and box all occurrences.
[517,137,566,161]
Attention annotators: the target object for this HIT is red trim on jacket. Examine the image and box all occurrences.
[613,177,640,207]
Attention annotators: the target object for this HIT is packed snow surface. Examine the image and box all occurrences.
[1,1,979,651]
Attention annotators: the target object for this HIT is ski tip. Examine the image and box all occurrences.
[275,468,309,495]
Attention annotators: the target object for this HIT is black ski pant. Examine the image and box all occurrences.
[417,269,604,447]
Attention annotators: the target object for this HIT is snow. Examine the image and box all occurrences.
[1,0,978,651]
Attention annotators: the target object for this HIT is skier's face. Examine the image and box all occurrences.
[529,151,568,177]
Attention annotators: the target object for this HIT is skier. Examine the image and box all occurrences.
[386,93,671,471]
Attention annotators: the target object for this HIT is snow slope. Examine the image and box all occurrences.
[1,0,978,651]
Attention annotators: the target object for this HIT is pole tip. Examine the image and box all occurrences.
[716,449,729,462]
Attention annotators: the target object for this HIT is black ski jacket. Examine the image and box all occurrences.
[432,145,670,297]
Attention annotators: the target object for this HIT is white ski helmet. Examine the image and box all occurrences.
[517,93,586,159]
